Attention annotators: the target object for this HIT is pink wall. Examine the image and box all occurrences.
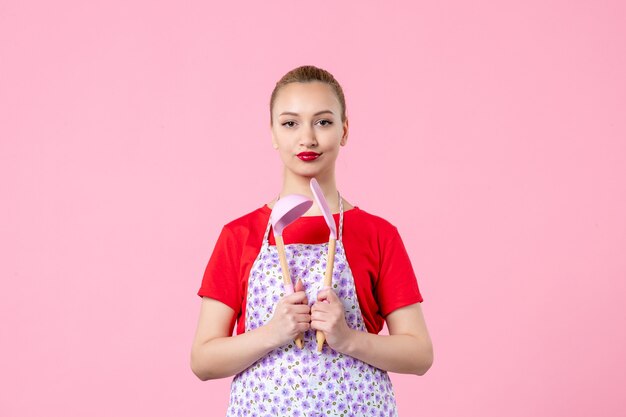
[2,1,625,416]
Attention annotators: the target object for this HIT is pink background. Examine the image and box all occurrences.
[2,1,625,416]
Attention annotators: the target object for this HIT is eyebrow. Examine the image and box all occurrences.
[278,110,335,117]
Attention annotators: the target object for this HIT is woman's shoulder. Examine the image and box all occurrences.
[221,204,270,233]
[345,206,400,237]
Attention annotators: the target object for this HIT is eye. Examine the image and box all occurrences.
[317,119,333,127]
[282,121,297,128]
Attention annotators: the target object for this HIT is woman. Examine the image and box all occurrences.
[191,65,433,416]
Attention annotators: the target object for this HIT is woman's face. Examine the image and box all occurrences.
[270,81,348,179]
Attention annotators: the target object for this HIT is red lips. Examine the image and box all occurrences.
[297,152,320,161]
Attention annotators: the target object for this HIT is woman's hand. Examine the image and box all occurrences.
[311,287,353,352]
[265,279,311,349]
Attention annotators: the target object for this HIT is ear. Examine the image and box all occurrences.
[340,118,349,146]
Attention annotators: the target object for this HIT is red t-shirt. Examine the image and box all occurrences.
[198,204,423,336]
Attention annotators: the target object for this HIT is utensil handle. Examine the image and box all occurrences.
[316,238,336,352]
[275,235,304,349]
[275,235,291,288]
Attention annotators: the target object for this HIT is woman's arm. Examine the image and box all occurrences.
[190,280,311,381]
[311,289,433,375]
[190,298,274,380]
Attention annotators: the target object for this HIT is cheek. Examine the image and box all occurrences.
[323,138,343,153]
[278,148,291,160]
[279,148,297,164]
[316,131,339,147]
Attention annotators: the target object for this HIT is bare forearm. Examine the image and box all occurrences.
[191,325,277,381]
[338,329,433,375]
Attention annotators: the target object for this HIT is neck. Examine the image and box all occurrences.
[279,168,340,215]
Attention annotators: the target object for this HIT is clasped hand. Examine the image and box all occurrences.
[267,279,352,351]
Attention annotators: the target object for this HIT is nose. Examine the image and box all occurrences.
[299,124,318,148]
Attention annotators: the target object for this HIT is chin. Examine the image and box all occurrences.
[286,165,326,179]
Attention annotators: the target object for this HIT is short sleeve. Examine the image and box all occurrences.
[197,225,242,316]
[375,227,423,317]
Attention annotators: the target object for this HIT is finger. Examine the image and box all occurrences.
[311,302,330,314]
[297,322,311,332]
[295,279,309,305]
[326,289,339,304]
[317,287,336,302]
[296,313,312,323]
[280,302,309,314]
[310,319,328,332]
[286,290,308,304]
[292,304,311,314]
[311,310,330,322]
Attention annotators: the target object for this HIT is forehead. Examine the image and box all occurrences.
[273,81,341,115]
